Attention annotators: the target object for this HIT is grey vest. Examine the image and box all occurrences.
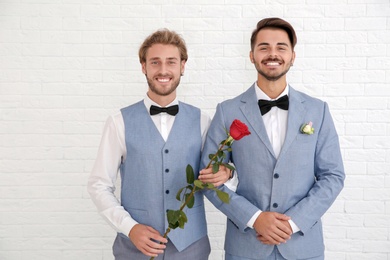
[119,101,207,252]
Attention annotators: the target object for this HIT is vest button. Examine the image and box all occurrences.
[164,149,169,153]
[165,169,169,173]
[274,173,279,179]
[272,203,278,208]
[165,190,170,194]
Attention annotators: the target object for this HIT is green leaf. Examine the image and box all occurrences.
[194,180,204,189]
[223,163,235,171]
[169,222,179,229]
[194,186,201,192]
[186,164,194,184]
[216,190,230,204]
[217,150,224,158]
[208,154,215,160]
[167,209,181,229]
[212,163,219,173]
[178,211,188,229]
[176,187,185,201]
[185,193,195,208]
[207,183,215,189]
[167,210,179,223]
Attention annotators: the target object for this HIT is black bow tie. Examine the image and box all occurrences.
[258,95,289,115]
[150,105,179,116]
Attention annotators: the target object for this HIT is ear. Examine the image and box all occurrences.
[291,51,296,65]
[141,62,146,74]
[249,51,254,63]
[180,60,186,75]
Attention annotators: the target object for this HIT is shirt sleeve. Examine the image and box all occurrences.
[200,111,211,149]
[200,110,238,189]
[87,113,137,237]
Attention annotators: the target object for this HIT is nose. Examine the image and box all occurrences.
[158,63,168,74]
[268,47,278,58]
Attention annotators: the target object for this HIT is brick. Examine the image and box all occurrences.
[0,1,390,259]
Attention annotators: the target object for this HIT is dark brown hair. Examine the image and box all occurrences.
[250,17,297,51]
[138,29,188,63]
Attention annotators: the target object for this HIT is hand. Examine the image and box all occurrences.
[257,219,293,245]
[128,224,168,257]
[253,212,292,245]
[199,165,232,187]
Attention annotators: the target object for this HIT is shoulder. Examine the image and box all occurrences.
[178,101,200,111]
[220,86,254,107]
[290,86,326,107]
[120,100,144,113]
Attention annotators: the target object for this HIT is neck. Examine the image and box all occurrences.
[147,91,176,107]
[257,77,287,99]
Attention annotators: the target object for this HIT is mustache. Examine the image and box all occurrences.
[262,58,283,63]
[156,73,172,77]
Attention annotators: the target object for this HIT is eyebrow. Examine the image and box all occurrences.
[149,57,179,61]
[257,42,290,47]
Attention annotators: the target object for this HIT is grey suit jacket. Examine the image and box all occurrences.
[202,84,345,259]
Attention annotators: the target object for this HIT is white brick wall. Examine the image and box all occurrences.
[0,1,389,259]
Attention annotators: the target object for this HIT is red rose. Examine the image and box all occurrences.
[229,119,251,141]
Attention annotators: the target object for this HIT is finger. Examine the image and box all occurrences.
[201,175,225,186]
[198,173,214,180]
[275,220,292,236]
[199,168,213,175]
[149,234,168,245]
[271,227,291,242]
[257,236,276,245]
[274,212,291,221]
[145,242,166,255]
[278,223,292,236]
[262,233,282,245]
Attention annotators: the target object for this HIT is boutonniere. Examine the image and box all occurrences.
[300,121,314,135]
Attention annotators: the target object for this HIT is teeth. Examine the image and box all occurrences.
[266,62,279,66]
[157,78,170,82]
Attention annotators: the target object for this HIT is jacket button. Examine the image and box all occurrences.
[273,203,278,208]
[165,190,170,194]
[164,149,169,153]
[274,173,279,179]
[165,169,169,173]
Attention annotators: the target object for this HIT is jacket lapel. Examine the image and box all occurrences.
[239,84,276,158]
[279,86,307,158]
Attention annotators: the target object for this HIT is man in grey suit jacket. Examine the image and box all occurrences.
[200,17,345,260]
[88,29,232,259]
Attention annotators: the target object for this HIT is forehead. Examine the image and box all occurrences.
[146,43,181,60]
[255,28,291,46]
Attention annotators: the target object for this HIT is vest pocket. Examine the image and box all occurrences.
[128,208,148,222]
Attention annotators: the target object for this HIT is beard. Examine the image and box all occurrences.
[254,57,293,82]
[145,73,181,96]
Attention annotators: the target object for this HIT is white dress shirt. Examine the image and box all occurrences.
[87,95,237,237]
[246,83,300,233]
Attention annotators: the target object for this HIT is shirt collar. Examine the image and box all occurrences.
[144,94,179,111]
[255,82,289,101]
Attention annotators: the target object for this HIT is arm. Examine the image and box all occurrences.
[285,103,345,234]
[198,110,233,187]
[199,104,258,230]
[87,114,136,236]
[87,114,167,257]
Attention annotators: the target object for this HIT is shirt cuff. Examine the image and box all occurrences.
[288,219,300,233]
[118,217,138,238]
[247,210,262,228]
[224,170,238,192]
